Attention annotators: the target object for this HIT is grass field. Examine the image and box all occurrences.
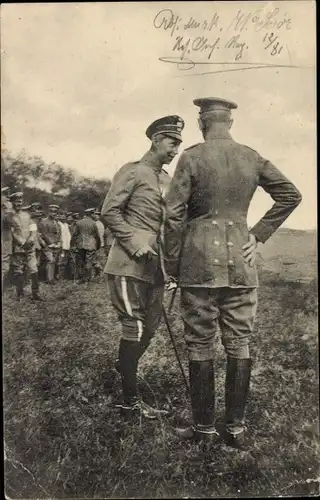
[3,265,319,498]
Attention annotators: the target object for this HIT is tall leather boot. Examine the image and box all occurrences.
[14,274,25,300]
[31,273,44,301]
[225,357,252,450]
[174,360,219,443]
[117,338,140,406]
[46,262,54,284]
[87,267,93,282]
[115,339,162,420]
[54,263,61,282]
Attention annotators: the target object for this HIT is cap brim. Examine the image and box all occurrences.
[159,132,182,141]
[193,98,238,110]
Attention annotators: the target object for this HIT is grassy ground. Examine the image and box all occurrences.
[3,271,319,499]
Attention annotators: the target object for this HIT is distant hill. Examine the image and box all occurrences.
[257,228,317,283]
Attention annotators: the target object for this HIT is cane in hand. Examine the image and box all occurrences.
[162,293,190,394]
[168,286,178,314]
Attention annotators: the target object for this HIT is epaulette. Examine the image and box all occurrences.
[184,143,201,152]
[240,144,259,155]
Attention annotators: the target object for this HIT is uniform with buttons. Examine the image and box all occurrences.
[102,115,184,344]
[164,97,302,361]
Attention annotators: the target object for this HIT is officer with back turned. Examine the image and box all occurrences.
[164,97,302,449]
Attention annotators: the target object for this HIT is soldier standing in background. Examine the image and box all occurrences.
[1,186,14,290]
[38,204,62,284]
[66,212,77,280]
[9,192,43,301]
[30,202,46,271]
[164,97,302,449]
[57,211,71,280]
[101,115,184,419]
[92,209,105,277]
[71,207,101,283]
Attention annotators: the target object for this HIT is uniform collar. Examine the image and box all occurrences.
[205,129,232,140]
[140,151,163,173]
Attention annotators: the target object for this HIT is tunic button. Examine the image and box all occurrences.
[228,221,233,226]
[212,220,218,225]
[228,260,234,265]
[214,259,219,264]
[227,242,234,247]
[214,240,220,246]
[214,210,218,215]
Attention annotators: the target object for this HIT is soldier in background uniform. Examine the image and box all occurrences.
[101,115,184,419]
[67,212,78,280]
[9,192,43,301]
[1,186,14,290]
[164,97,302,449]
[92,209,105,276]
[71,207,101,283]
[30,202,46,269]
[57,211,71,279]
[38,204,62,284]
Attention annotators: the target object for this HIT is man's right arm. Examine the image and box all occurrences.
[101,164,148,257]
[11,220,26,246]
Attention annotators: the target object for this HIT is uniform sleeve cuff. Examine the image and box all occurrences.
[250,221,274,244]
[120,233,152,257]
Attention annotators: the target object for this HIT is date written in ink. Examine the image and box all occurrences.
[263,32,283,56]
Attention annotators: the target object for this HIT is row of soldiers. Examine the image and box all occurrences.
[1,187,113,300]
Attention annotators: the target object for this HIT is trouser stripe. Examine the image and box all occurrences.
[120,277,133,315]
[137,320,143,341]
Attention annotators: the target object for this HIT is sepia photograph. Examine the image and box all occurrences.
[1,1,318,498]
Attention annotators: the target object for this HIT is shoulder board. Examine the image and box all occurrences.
[184,143,201,152]
[124,161,139,166]
[238,144,259,155]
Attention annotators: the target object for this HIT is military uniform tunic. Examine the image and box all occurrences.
[1,197,14,276]
[11,210,38,276]
[71,216,101,280]
[101,152,170,342]
[164,132,302,360]
[165,134,302,287]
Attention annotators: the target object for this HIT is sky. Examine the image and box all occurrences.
[1,1,316,229]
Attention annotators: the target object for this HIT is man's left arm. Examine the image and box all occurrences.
[250,159,302,244]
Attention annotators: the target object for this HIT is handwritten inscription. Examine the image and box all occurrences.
[228,8,292,32]
[153,7,293,72]
[172,34,248,61]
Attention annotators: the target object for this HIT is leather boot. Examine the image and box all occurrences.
[224,357,252,450]
[116,338,141,406]
[115,339,169,418]
[46,262,54,284]
[174,360,219,443]
[31,273,44,301]
[15,274,25,300]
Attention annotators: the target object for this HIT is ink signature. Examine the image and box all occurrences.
[152,7,311,76]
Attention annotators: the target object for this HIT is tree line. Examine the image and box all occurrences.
[1,149,111,213]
